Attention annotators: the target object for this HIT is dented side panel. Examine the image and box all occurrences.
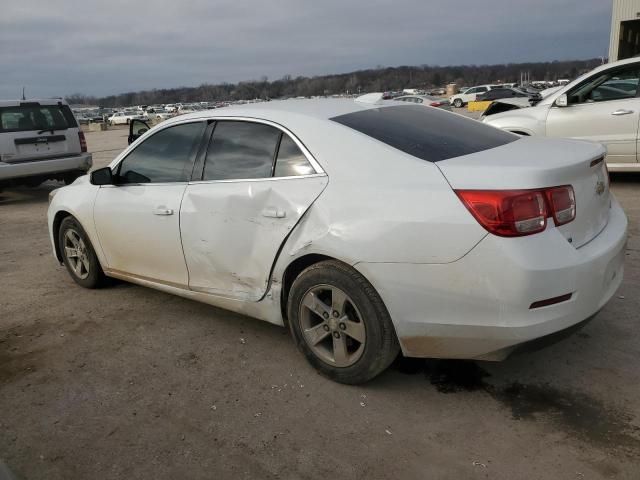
[180,175,328,300]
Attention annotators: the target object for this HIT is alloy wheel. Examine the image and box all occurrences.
[63,228,90,280]
[299,285,366,367]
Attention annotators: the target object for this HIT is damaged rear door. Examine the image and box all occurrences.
[180,120,327,300]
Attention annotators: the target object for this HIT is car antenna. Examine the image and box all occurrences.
[21,86,26,100]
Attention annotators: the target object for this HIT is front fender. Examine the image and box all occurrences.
[47,184,103,266]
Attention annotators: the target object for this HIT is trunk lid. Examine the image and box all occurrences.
[437,137,610,248]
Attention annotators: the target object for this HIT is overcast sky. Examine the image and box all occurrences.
[0,0,612,99]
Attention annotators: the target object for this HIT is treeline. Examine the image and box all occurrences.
[67,58,602,107]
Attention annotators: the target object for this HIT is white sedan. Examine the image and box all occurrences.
[108,111,146,125]
[47,97,627,384]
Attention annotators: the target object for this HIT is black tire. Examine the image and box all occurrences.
[287,260,400,384]
[63,172,81,185]
[58,216,106,289]
[453,98,463,108]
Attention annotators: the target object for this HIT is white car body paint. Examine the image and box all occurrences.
[48,99,628,360]
[483,57,640,171]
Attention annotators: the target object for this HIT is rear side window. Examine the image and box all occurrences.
[203,121,281,181]
[274,135,315,177]
[0,104,77,133]
[330,105,517,162]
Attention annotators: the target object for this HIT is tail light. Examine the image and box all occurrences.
[78,131,87,152]
[545,186,575,226]
[455,185,575,237]
[429,102,443,107]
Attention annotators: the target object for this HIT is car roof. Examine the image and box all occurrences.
[0,98,69,107]
[120,99,437,176]
[168,98,389,125]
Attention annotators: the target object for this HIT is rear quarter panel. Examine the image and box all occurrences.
[270,121,488,277]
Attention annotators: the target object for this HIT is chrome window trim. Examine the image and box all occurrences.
[188,172,327,185]
[109,115,325,182]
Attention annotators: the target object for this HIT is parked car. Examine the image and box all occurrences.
[393,95,451,110]
[449,85,497,108]
[108,111,146,125]
[483,57,640,171]
[48,97,626,384]
[0,99,92,188]
[153,110,174,121]
[477,87,531,102]
[77,111,104,124]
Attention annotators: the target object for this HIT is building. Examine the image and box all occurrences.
[609,0,640,61]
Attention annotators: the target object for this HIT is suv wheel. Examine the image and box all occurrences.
[453,98,463,108]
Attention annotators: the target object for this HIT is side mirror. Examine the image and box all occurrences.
[555,93,568,107]
[90,167,114,186]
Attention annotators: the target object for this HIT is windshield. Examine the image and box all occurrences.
[0,103,77,133]
[331,105,517,162]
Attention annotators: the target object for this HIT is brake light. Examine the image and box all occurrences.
[78,131,87,152]
[455,190,547,236]
[429,102,443,107]
[545,186,575,226]
[456,185,576,237]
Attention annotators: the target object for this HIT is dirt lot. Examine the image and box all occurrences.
[1,124,639,479]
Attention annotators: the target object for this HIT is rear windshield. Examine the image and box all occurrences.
[0,103,78,133]
[330,105,517,162]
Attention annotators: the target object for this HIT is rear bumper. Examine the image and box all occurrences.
[0,153,92,181]
[355,197,628,360]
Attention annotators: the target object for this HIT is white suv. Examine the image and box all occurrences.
[482,57,640,171]
[0,99,92,188]
[449,85,497,108]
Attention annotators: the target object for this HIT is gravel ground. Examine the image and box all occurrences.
[0,120,639,479]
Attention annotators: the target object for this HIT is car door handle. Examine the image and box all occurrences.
[153,207,174,216]
[611,109,634,116]
[261,207,286,218]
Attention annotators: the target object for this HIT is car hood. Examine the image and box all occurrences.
[481,102,547,125]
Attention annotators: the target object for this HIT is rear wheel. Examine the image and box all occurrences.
[288,260,399,384]
[58,216,106,288]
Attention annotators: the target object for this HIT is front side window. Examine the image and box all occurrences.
[568,66,640,104]
[203,121,281,181]
[117,121,204,184]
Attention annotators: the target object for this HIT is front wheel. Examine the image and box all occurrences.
[58,216,106,288]
[287,260,399,384]
[453,98,463,108]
